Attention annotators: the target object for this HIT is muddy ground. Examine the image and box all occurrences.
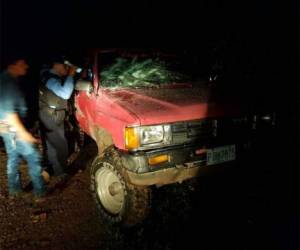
[0,128,297,250]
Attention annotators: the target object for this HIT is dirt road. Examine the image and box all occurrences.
[0,137,296,250]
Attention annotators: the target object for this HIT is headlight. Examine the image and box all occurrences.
[141,126,164,144]
[125,125,172,150]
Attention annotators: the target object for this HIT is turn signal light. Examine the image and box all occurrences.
[148,154,169,165]
[125,127,140,150]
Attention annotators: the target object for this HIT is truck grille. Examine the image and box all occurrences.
[171,117,251,145]
[172,120,215,144]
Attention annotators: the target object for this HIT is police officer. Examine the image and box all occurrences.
[39,56,76,177]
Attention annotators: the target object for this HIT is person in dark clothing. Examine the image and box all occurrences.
[39,56,76,177]
[0,56,45,200]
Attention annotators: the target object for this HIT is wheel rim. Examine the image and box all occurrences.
[95,163,125,215]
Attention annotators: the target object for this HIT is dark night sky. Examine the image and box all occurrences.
[0,0,294,49]
[0,0,296,104]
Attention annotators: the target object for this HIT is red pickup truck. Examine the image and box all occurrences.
[74,49,275,226]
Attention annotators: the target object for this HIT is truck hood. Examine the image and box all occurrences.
[104,86,241,125]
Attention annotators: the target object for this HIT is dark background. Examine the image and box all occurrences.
[0,0,298,249]
[0,0,297,115]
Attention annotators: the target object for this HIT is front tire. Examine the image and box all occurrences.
[90,146,151,227]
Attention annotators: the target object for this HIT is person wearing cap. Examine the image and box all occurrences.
[0,54,45,200]
[38,56,77,177]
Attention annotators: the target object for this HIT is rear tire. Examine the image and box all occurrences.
[90,146,151,227]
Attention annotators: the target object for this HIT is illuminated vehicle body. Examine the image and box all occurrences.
[74,49,275,226]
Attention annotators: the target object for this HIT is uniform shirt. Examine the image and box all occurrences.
[45,69,74,100]
[0,71,27,121]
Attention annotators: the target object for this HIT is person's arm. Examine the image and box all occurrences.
[46,66,77,100]
[5,113,37,143]
[46,76,74,100]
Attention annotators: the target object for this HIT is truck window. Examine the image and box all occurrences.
[97,51,198,88]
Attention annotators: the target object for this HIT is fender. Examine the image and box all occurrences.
[91,126,114,155]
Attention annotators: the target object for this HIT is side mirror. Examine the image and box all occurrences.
[75,80,93,93]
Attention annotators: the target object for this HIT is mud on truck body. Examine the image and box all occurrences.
[73,48,275,226]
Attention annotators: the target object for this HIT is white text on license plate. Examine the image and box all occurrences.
[207,145,236,166]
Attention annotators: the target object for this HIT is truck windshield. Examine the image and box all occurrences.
[98,51,200,88]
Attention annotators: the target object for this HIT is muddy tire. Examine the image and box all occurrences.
[90,146,151,227]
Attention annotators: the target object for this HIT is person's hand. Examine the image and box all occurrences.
[68,66,77,77]
[18,131,38,144]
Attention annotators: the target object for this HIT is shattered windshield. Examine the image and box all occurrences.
[98,51,195,88]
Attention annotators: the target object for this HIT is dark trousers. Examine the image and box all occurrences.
[39,109,68,176]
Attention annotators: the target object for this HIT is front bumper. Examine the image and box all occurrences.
[126,164,204,186]
[121,142,249,186]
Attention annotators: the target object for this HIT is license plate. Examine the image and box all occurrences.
[207,145,236,166]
